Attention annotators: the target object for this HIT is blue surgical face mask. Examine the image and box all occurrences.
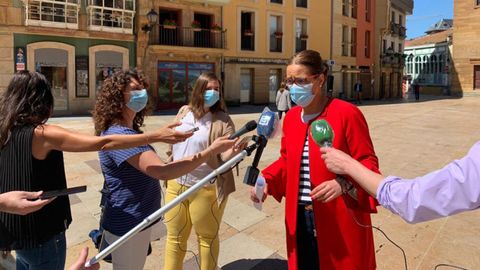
[204,89,220,108]
[289,83,315,108]
[127,89,148,112]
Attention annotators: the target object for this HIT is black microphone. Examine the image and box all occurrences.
[228,120,257,140]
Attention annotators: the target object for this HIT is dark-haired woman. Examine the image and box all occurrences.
[163,72,243,270]
[0,70,193,270]
[92,70,236,270]
[251,50,378,270]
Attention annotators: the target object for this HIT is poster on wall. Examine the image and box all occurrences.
[15,47,26,72]
[76,56,89,97]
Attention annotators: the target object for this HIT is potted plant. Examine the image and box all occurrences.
[211,23,222,33]
[244,29,254,36]
[300,33,309,40]
[163,19,177,29]
[191,20,201,31]
[274,31,283,38]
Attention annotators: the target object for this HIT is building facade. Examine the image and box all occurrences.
[1,0,136,115]
[136,0,226,109]
[332,0,376,100]
[222,0,329,105]
[374,0,412,99]
[451,0,480,96]
[404,22,452,95]
[136,0,330,109]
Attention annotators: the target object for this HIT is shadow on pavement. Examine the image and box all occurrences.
[222,258,288,270]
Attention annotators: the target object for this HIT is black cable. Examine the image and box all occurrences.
[348,209,408,270]
[433,264,468,270]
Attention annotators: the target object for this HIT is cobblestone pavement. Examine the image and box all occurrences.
[2,96,480,270]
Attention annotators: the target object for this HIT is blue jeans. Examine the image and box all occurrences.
[16,231,66,270]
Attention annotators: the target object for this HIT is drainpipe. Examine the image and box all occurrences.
[378,0,391,99]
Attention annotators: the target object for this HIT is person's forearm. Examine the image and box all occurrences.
[149,148,214,180]
[100,133,150,150]
[343,158,385,198]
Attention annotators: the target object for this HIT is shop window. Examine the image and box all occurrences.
[269,69,281,103]
[240,69,253,103]
[269,15,283,53]
[35,48,69,111]
[26,0,79,28]
[95,51,123,94]
[87,0,135,34]
[241,11,255,51]
[295,18,307,53]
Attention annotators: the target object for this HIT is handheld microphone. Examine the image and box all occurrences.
[244,108,280,186]
[228,120,257,140]
[310,119,334,148]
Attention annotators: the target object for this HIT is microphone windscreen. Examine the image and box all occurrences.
[310,119,334,146]
[257,109,279,139]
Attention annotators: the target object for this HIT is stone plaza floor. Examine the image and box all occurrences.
[1,95,480,270]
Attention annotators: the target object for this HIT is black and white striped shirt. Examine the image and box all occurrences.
[298,132,313,204]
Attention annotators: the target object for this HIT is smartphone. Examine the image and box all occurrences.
[185,127,199,133]
[39,186,87,200]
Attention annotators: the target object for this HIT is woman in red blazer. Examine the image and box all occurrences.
[252,50,378,270]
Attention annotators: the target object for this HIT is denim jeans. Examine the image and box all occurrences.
[297,205,320,270]
[16,231,66,270]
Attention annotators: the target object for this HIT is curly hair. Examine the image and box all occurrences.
[92,69,150,135]
[0,71,53,146]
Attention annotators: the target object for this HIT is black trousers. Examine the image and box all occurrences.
[296,205,320,270]
[278,110,288,120]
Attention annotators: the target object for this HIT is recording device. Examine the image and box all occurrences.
[39,185,87,200]
[244,108,279,186]
[228,120,257,140]
[185,127,199,133]
[254,176,265,210]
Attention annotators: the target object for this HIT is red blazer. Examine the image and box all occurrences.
[262,99,378,270]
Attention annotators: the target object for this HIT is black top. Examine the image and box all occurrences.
[0,125,72,250]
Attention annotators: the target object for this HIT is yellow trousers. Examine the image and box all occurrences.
[164,181,228,270]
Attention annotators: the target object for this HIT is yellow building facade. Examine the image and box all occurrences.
[136,0,330,109]
[222,0,331,104]
[451,0,480,96]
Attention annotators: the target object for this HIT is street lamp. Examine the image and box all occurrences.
[141,9,158,33]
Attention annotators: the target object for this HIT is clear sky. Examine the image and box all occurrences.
[406,0,453,39]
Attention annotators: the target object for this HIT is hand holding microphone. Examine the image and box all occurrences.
[309,120,349,202]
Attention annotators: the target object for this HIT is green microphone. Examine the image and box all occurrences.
[310,119,334,148]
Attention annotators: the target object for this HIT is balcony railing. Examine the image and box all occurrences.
[382,53,405,68]
[399,26,407,38]
[25,0,79,29]
[390,22,400,36]
[149,26,225,49]
[87,6,134,34]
